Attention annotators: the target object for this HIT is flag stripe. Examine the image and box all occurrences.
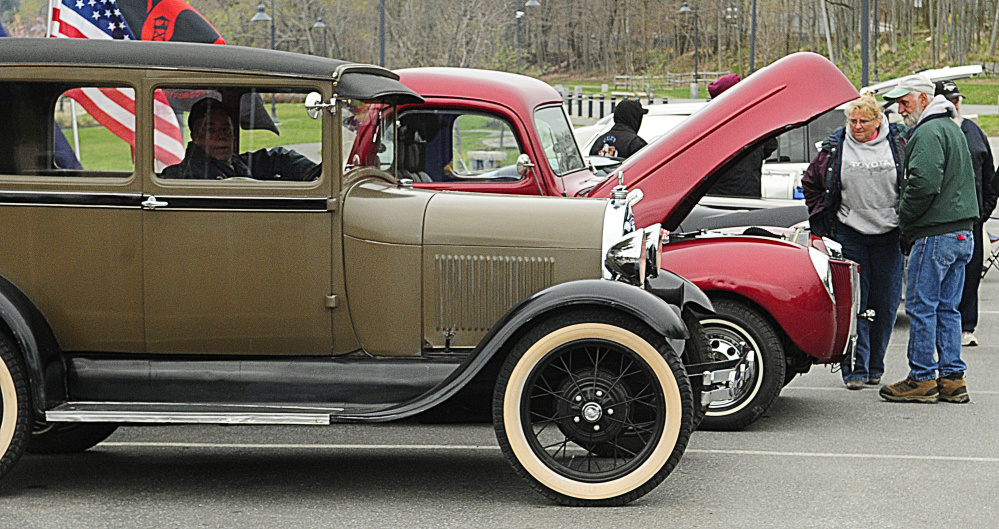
[49,0,185,170]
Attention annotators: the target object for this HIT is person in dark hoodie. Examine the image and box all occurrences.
[704,73,778,198]
[934,80,998,348]
[589,98,648,159]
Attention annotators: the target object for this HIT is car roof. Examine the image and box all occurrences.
[0,38,422,105]
[861,64,983,96]
[396,68,564,118]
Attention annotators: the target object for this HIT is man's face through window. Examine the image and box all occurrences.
[191,109,235,161]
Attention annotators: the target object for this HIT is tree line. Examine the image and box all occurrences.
[2,0,997,80]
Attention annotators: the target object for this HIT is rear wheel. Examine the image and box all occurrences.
[698,299,784,431]
[493,310,692,506]
[0,333,31,481]
[29,423,119,454]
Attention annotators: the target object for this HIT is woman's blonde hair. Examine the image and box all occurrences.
[843,93,882,122]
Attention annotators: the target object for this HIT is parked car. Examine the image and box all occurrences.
[577,64,984,205]
[0,38,746,507]
[354,51,862,431]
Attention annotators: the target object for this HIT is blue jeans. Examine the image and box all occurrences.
[905,231,974,382]
[833,222,904,382]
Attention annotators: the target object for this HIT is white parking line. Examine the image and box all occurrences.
[783,386,999,394]
[99,442,999,463]
[685,449,999,463]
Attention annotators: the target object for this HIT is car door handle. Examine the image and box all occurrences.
[141,195,169,210]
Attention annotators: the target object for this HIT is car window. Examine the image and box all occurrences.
[393,110,523,183]
[0,81,134,178]
[155,87,321,182]
[534,105,585,176]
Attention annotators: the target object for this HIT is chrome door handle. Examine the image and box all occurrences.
[141,195,169,210]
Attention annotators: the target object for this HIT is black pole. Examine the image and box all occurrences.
[516,15,521,73]
[872,0,879,82]
[379,0,386,67]
[270,0,277,121]
[749,0,757,73]
[861,0,869,87]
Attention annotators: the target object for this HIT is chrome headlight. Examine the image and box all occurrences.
[605,226,663,287]
[808,246,835,301]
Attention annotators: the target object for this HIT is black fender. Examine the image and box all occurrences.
[337,279,686,422]
[647,269,715,315]
[0,274,65,419]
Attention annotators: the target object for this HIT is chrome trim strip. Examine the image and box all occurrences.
[46,410,330,425]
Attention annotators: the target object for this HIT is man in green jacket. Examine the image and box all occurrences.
[880,74,978,404]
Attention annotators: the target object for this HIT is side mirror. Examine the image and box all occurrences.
[516,153,535,176]
[304,92,332,120]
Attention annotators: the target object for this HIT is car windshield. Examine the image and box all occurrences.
[534,105,585,176]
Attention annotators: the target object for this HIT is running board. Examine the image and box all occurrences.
[45,402,347,425]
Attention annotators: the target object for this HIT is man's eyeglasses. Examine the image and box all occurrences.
[849,118,876,126]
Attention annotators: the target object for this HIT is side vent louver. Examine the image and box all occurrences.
[436,254,555,332]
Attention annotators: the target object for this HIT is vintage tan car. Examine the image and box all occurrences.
[0,39,737,506]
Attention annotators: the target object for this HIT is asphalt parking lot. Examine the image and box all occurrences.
[3,260,999,528]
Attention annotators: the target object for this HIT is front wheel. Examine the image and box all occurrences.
[1,333,32,481]
[698,299,785,431]
[493,310,692,506]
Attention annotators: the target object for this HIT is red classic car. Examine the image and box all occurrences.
[348,53,861,430]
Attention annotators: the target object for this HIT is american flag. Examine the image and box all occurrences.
[49,0,185,169]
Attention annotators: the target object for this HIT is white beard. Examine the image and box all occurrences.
[902,101,925,128]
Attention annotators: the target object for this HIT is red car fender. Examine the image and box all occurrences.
[662,236,837,359]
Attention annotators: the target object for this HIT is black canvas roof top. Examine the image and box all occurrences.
[0,38,422,105]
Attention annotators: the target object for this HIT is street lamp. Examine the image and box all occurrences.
[515,10,525,73]
[251,3,279,123]
[515,1,540,73]
[679,1,698,99]
[313,17,327,58]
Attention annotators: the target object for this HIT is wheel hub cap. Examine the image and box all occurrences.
[581,402,603,423]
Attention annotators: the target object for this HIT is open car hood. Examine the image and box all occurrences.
[589,52,859,231]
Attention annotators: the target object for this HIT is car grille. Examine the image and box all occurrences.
[830,259,860,360]
[435,254,555,332]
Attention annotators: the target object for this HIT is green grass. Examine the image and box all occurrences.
[979,115,999,136]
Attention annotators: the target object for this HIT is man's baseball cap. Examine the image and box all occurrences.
[934,80,962,101]
[882,74,935,100]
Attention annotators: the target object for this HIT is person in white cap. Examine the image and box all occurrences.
[879,74,978,404]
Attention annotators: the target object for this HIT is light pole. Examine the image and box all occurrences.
[251,3,279,123]
[514,1,540,74]
[679,2,698,99]
[515,10,524,73]
[313,17,327,58]
[749,0,757,73]
[379,0,385,66]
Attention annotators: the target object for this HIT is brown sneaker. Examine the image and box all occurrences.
[938,375,970,404]
[879,378,939,403]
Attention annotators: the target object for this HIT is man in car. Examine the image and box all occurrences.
[589,98,648,159]
[880,74,978,404]
[705,73,778,198]
[162,97,317,181]
[934,80,998,348]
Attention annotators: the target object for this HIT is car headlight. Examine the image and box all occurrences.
[605,226,663,287]
[808,246,835,301]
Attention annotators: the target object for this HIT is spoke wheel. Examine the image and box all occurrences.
[698,299,784,431]
[0,333,31,482]
[494,310,691,506]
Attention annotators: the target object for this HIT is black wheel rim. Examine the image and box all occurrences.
[520,338,666,482]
